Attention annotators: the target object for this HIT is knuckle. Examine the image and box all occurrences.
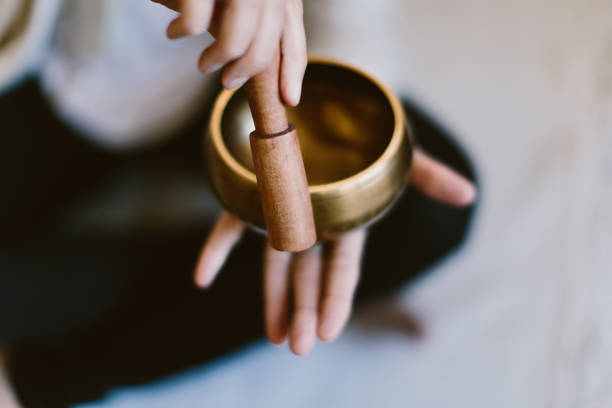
[248,52,271,72]
[284,37,304,58]
[324,293,353,311]
[182,17,203,35]
[296,270,319,286]
[294,304,318,315]
[218,40,244,61]
[332,259,358,275]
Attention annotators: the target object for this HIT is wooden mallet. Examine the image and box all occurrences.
[244,52,316,252]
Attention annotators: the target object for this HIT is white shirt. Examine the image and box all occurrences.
[0,0,407,150]
[0,0,216,149]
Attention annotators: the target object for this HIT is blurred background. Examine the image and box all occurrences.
[1,0,611,407]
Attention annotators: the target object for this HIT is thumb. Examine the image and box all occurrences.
[407,150,477,207]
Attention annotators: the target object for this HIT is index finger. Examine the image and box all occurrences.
[166,0,215,39]
[279,0,307,106]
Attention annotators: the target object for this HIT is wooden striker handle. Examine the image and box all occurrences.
[245,52,316,252]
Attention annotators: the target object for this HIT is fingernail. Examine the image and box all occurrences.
[267,330,287,346]
[194,263,214,289]
[194,274,210,289]
[292,334,315,356]
[201,63,222,74]
[289,82,302,106]
[455,183,477,206]
[224,76,248,90]
[463,185,477,205]
[319,314,340,342]
[166,19,182,39]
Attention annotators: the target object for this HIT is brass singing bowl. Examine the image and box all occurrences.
[205,58,413,236]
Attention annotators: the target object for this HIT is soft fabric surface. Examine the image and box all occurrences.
[0,0,61,92]
[0,0,218,148]
[40,0,217,149]
[73,0,612,407]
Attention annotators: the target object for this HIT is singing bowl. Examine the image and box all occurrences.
[205,58,413,236]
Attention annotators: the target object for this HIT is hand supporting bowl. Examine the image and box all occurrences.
[205,58,413,237]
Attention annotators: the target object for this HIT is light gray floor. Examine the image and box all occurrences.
[77,1,612,407]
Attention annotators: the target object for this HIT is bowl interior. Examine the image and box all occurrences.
[220,62,396,186]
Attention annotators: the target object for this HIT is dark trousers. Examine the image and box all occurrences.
[0,79,477,408]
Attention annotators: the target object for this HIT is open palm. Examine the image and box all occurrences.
[194,150,477,355]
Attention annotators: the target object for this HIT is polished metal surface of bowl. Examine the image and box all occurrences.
[205,58,413,236]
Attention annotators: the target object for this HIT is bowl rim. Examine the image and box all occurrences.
[209,56,406,196]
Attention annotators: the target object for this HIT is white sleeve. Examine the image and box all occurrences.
[40,0,217,150]
[304,0,407,90]
[0,0,63,93]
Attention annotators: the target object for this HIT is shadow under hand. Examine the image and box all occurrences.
[355,298,425,341]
